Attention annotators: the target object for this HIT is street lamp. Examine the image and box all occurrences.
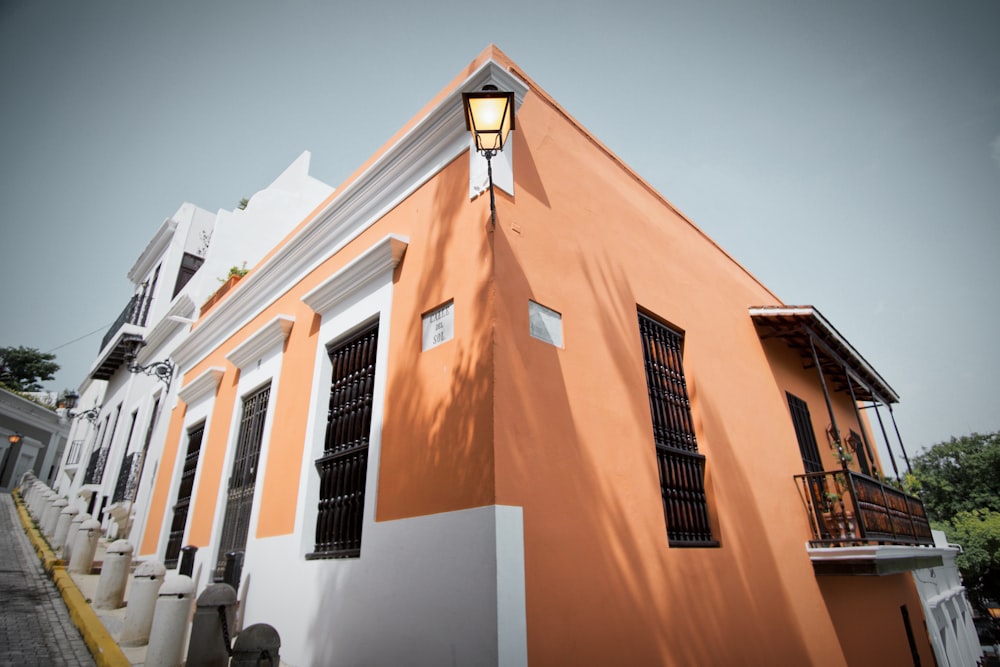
[0,433,22,485]
[463,85,515,224]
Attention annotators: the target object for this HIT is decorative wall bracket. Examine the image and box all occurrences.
[128,357,174,387]
[125,341,174,387]
[73,407,102,424]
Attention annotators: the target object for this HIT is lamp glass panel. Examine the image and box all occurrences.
[467,96,512,151]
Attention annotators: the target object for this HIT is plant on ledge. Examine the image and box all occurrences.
[219,262,249,283]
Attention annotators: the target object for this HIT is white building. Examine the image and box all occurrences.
[912,530,983,666]
[0,386,71,492]
[55,152,333,543]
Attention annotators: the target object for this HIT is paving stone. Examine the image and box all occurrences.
[0,493,95,666]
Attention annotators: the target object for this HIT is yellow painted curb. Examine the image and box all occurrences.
[12,491,132,667]
[52,566,132,667]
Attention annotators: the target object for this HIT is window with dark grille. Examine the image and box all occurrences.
[787,393,824,474]
[308,322,379,559]
[215,383,271,580]
[112,411,139,503]
[164,422,205,568]
[638,312,717,547]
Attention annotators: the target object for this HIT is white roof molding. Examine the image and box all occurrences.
[136,295,196,364]
[172,60,526,371]
[225,315,295,370]
[176,366,226,405]
[128,217,179,283]
[302,235,408,315]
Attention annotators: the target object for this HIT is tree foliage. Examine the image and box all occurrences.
[0,345,59,392]
[910,431,1000,612]
[937,509,1000,610]
[908,431,1000,521]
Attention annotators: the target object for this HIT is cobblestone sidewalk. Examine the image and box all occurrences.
[0,492,95,667]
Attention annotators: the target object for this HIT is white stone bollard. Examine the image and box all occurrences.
[52,505,79,551]
[94,540,133,609]
[42,497,68,537]
[42,488,57,515]
[63,512,90,562]
[27,483,48,517]
[24,481,41,512]
[146,575,195,667]
[68,519,102,574]
[120,561,166,647]
[18,472,36,495]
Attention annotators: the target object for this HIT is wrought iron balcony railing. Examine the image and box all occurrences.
[794,469,934,547]
[100,292,153,352]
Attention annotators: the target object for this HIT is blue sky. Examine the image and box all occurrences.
[1,0,998,455]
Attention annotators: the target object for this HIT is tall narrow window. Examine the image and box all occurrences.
[165,423,205,568]
[309,322,379,559]
[638,312,717,547]
[787,393,824,474]
[112,411,139,503]
[215,383,271,580]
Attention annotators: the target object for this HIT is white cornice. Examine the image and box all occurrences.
[177,366,226,405]
[0,387,71,431]
[225,315,295,370]
[128,218,178,283]
[302,236,408,315]
[136,295,196,364]
[171,59,527,372]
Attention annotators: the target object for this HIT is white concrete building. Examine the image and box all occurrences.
[912,530,983,666]
[54,152,333,544]
[0,386,71,492]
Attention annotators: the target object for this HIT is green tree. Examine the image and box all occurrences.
[938,509,1000,610]
[909,431,1000,613]
[0,345,59,392]
[909,431,1000,521]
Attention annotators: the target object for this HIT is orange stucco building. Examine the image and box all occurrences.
[133,46,946,665]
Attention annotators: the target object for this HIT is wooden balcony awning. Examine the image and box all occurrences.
[89,330,143,381]
[749,306,898,405]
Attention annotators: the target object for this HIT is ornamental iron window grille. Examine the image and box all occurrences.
[164,423,205,569]
[112,452,141,503]
[110,412,139,502]
[84,447,110,485]
[214,383,271,581]
[638,312,718,547]
[308,322,379,560]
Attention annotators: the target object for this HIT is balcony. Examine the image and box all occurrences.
[795,469,943,575]
[91,293,152,381]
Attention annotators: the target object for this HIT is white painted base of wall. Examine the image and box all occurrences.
[224,504,526,667]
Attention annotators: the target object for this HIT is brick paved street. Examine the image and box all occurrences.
[0,492,95,667]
